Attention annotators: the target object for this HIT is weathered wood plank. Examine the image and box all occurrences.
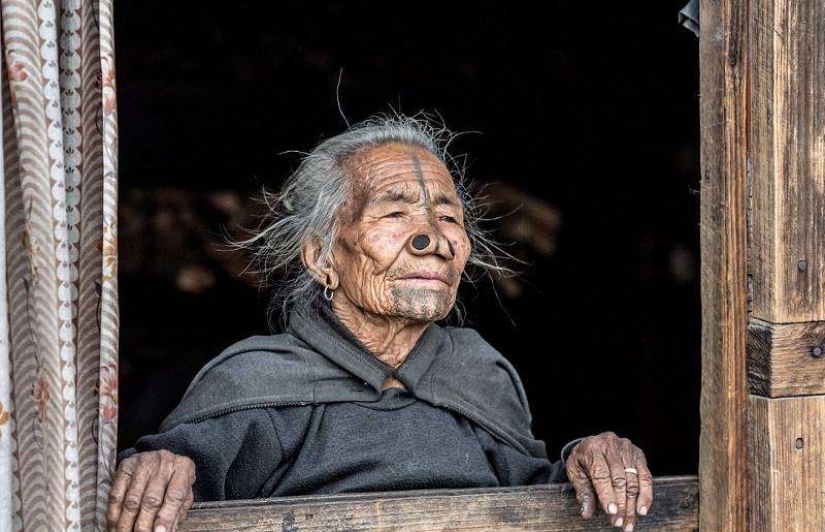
[699,0,750,530]
[749,0,825,323]
[179,476,698,532]
[748,317,825,397]
[748,395,825,531]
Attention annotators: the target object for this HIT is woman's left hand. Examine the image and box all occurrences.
[565,431,653,532]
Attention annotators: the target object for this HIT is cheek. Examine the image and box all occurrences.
[359,227,408,268]
[450,232,472,265]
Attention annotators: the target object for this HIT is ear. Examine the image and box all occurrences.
[300,235,338,289]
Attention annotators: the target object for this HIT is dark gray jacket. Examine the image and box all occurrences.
[127,299,584,500]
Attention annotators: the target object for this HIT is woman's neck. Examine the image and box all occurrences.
[330,295,430,370]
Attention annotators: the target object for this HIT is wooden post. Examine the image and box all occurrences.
[747,0,825,530]
[698,0,750,530]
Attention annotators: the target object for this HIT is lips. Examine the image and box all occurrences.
[398,271,450,285]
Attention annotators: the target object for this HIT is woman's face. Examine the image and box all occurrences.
[332,142,471,322]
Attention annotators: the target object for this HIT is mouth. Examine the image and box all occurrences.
[397,272,450,285]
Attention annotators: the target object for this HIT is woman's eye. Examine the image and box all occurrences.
[440,215,458,223]
[384,212,405,219]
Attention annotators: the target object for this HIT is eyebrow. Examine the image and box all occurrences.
[372,189,458,207]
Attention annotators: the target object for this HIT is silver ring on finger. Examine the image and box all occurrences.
[623,467,638,475]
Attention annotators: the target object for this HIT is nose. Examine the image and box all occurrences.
[406,230,455,259]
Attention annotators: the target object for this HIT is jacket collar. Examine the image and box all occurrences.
[287,298,443,393]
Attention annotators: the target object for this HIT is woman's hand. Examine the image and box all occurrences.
[565,431,653,532]
[107,450,196,532]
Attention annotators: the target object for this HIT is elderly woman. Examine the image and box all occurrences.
[108,113,653,532]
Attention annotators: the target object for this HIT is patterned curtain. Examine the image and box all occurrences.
[0,0,119,530]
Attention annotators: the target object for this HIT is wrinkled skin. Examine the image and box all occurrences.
[566,431,654,531]
[108,141,653,531]
[107,450,195,532]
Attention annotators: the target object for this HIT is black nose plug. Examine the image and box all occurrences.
[412,234,431,250]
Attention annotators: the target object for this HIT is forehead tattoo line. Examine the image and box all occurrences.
[410,152,433,219]
[409,151,456,258]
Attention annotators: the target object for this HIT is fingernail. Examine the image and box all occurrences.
[639,505,648,515]
[615,517,624,527]
[155,527,167,532]
[625,524,634,532]
[609,503,618,514]
[580,502,587,515]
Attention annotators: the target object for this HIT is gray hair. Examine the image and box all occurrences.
[225,109,518,331]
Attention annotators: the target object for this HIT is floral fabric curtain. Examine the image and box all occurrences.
[0,0,119,530]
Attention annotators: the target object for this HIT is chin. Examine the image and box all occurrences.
[388,288,454,322]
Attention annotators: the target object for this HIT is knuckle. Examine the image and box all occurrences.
[156,450,174,464]
[123,495,142,512]
[135,523,152,532]
[590,467,611,482]
[117,456,136,472]
[178,455,196,476]
[142,494,162,509]
[611,476,627,489]
[627,484,641,497]
[166,487,187,504]
[570,467,590,482]
[149,450,164,461]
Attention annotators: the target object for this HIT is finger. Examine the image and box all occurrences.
[623,470,639,532]
[117,459,155,532]
[634,449,654,516]
[604,443,628,528]
[566,461,599,519]
[108,458,136,530]
[134,465,172,532]
[153,465,192,532]
[585,452,618,518]
[621,440,639,532]
[173,491,194,532]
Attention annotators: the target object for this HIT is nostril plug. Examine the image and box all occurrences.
[412,234,430,251]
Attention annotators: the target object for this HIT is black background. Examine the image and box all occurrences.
[116,1,701,476]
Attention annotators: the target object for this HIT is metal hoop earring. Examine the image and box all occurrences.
[323,283,334,301]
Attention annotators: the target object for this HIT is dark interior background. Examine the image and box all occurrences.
[115,1,701,476]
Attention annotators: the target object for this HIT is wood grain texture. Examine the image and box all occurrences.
[179,476,698,532]
[749,0,825,323]
[749,395,825,531]
[749,317,825,396]
[699,0,750,530]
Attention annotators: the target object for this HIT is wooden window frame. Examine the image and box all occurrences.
[174,0,825,529]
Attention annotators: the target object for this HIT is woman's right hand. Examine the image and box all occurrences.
[107,450,196,532]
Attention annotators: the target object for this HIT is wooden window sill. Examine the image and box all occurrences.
[180,475,697,531]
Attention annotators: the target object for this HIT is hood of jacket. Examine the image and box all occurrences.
[158,298,548,459]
